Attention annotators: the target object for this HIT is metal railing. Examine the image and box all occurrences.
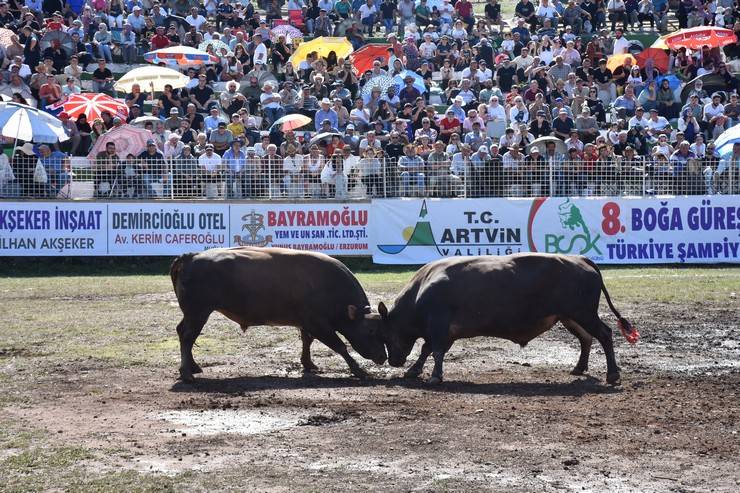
[1,155,737,200]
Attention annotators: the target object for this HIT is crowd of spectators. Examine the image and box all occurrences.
[0,0,738,200]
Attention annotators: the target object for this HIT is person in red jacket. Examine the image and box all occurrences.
[150,26,170,50]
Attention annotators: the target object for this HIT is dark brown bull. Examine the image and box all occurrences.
[170,247,386,382]
[377,253,639,385]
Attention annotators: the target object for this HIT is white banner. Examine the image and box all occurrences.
[0,202,107,256]
[372,199,531,264]
[527,196,740,264]
[229,203,370,255]
[108,203,230,255]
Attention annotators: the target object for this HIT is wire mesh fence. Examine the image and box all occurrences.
[1,155,738,200]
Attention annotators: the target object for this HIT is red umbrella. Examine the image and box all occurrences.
[350,43,390,75]
[60,93,128,121]
[635,48,670,74]
[87,124,153,160]
[663,27,737,51]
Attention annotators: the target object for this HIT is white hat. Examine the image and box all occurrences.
[17,142,35,155]
[321,97,331,105]
[531,146,540,153]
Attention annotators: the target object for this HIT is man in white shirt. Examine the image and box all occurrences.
[251,34,268,66]
[282,146,304,197]
[703,94,725,124]
[260,82,283,125]
[628,107,650,129]
[185,7,207,31]
[419,34,437,60]
[349,98,370,132]
[512,47,534,71]
[645,108,670,135]
[358,0,378,36]
[611,29,630,55]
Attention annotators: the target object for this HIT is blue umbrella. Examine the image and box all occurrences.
[655,74,681,90]
[393,70,427,94]
[714,123,740,157]
[0,101,69,144]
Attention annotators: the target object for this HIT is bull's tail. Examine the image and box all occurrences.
[583,258,640,344]
[170,253,196,297]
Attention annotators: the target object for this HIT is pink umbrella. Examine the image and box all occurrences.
[271,25,303,43]
[87,124,154,160]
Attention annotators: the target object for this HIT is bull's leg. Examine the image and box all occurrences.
[312,330,369,379]
[177,313,210,383]
[561,319,593,375]
[300,329,319,373]
[426,312,452,385]
[578,316,620,385]
[404,342,431,378]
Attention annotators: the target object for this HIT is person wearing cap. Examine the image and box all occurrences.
[164,107,182,131]
[209,122,234,154]
[313,97,338,131]
[594,58,616,106]
[646,107,670,136]
[628,106,650,129]
[438,109,462,143]
[219,80,247,116]
[204,107,225,133]
[613,84,637,118]
[397,143,425,196]
[523,144,547,196]
[136,140,166,198]
[198,144,223,198]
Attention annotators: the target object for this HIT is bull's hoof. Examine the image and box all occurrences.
[192,363,203,374]
[351,368,369,380]
[570,367,587,376]
[404,367,422,379]
[179,372,196,384]
[427,375,443,385]
[302,366,321,375]
[606,372,621,385]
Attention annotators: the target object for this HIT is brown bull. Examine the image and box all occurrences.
[171,247,386,382]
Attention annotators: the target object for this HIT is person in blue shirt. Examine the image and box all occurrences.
[314,98,339,130]
[222,139,247,198]
[37,144,70,197]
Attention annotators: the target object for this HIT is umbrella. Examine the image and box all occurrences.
[165,15,189,31]
[60,93,129,121]
[309,131,342,145]
[271,113,312,131]
[87,124,153,160]
[655,74,681,90]
[361,75,395,99]
[39,30,74,56]
[714,123,740,157]
[130,116,163,126]
[651,34,670,50]
[350,43,391,76]
[198,39,230,54]
[664,26,737,51]
[680,73,740,102]
[270,25,303,43]
[393,70,426,94]
[0,28,15,49]
[289,37,353,66]
[526,136,567,155]
[636,47,670,74]
[144,46,220,66]
[606,53,637,73]
[114,65,190,93]
[0,101,68,144]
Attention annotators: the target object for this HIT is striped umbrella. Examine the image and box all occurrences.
[144,46,220,66]
[58,93,129,121]
[0,101,69,144]
[271,25,303,43]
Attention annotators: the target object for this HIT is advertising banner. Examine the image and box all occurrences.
[108,203,230,255]
[229,203,370,255]
[372,199,531,264]
[373,196,740,264]
[0,202,107,256]
[527,196,740,264]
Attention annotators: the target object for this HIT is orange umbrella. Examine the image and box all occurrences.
[606,53,637,73]
[635,48,670,74]
[350,43,391,76]
[663,27,737,50]
[60,93,129,121]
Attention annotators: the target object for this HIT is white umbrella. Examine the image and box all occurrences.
[0,102,69,145]
[114,65,190,93]
[130,115,163,126]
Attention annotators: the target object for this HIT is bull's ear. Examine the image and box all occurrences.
[347,304,358,320]
[378,302,388,319]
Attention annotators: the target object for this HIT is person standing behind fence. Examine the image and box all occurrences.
[398,144,426,197]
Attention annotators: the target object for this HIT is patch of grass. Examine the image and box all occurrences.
[66,471,179,493]
[2,446,92,471]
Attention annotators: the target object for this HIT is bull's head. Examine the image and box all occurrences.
[343,305,387,365]
[377,302,416,368]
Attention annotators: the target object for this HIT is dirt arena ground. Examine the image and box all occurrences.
[0,264,738,492]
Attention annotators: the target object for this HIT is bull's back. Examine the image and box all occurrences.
[175,247,367,327]
[411,254,601,339]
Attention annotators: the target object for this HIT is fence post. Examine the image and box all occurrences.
[383,157,387,198]
[549,160,554,197]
